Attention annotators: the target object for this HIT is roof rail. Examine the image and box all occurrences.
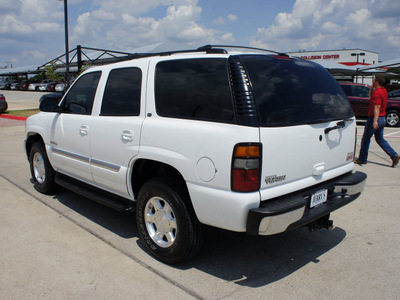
[123,45,287,62]
[125,46,227,61]
[197,45,289,57]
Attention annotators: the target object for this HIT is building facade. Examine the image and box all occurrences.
[289,48,379,66]
[289,49,379,84]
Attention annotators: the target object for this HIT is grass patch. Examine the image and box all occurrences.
[3,109,40,118]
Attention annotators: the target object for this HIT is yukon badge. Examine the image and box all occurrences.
[265,174,286,184]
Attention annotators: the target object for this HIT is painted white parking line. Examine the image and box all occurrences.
[356,132,400,138]
[384,130,400,137]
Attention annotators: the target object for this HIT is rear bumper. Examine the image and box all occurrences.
[246,171,367,235]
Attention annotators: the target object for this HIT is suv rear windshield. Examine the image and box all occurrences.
[240,55,354,127]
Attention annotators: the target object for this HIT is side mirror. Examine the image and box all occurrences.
[39,97,60,112]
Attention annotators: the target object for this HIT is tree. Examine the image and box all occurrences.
[45,62,62,82]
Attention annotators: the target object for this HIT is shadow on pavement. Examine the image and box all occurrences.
[54,188,136,239]
[51,186,346,288]
[186,225,345,287]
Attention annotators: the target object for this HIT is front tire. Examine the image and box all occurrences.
[29,142,56,194]
[136,178,203,264]
[386,110,400,127]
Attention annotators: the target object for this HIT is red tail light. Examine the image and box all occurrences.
[232,144,261,192]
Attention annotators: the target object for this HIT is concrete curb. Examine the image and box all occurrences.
[0,114,27,121]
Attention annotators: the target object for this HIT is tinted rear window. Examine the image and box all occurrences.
[155,58,234,123]
[240,55,354,127]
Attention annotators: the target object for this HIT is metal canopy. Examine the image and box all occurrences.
[39,43,162,72]
[0,65,41,76]
[358,58,400,75]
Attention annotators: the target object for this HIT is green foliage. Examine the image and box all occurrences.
[78,63,92,76]
[44,62,62,82]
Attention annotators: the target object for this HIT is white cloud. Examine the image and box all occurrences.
[213,13,238,25]
[2,0,399,68]
[227,14,238,22]
[0,0,63,36]
[213,17,225,25]
[71,0,235,52]
[250,0,400,59]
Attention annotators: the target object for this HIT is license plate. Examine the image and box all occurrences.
[310,189,328,208]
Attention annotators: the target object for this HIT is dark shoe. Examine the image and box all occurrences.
[392,155,400,167]
[355,159,367,165]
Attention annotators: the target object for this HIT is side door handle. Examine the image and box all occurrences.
[121,130,134,142]
[80,125,89,136]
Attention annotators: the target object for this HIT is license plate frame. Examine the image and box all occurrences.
[310,189,328,208]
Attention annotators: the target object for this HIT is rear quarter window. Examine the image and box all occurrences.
[240,55,354,127]
[155,58,234,123]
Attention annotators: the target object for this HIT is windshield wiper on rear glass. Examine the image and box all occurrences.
[324,118,353,134]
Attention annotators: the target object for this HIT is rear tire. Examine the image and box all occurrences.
[136,178,203,264]
[386,110,400,127]
[29,142,56,194]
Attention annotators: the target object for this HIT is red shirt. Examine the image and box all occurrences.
[368,87,387,117]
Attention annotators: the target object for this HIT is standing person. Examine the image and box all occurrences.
[355,75,400,167]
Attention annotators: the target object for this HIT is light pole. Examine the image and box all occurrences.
[351,52,365,65]
[351,52,365,83]
[62,0,70,88]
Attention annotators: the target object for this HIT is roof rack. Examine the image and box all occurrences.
[123,44,288,62]
[197,45,289,57]
[125,46,227,61]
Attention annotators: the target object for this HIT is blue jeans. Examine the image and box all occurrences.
[358,116,398,162]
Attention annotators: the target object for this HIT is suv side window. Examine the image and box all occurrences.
[101,67,142,116]
[62,71,101,115]
[155,58,234,123]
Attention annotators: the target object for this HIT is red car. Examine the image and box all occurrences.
[20,80,37,91]
[0,93,7,113]
[339,82,400,127]
[46,82,58,92]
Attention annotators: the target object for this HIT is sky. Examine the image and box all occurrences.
[0,0,400,68]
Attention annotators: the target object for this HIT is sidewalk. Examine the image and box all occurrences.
[0,177,193,299]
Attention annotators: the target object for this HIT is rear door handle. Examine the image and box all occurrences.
[121,130,134,142]
[80,125,89,136]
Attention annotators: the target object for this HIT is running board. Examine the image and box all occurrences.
[55,173,135,213]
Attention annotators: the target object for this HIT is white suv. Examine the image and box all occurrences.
[25,45,367,264]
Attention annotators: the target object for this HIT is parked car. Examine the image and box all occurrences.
[46,82,58,92]
[0,93,7,112]
[3,81,17,90]
[29,80,50,91]
[0,82,7,89]
[38,80,53,91]
[29,82,41,91]
[339,82,400,127]
[10,81,21,90]
[55,83,66,93]
[388,89,400,98]
[20,80,37,91]
[26,45,367,264]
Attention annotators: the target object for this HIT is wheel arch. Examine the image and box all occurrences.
[25,133,45,160]
[131,159,198,218]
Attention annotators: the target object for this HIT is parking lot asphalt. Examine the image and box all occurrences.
[1,90,46,110]
[1,95,400,299]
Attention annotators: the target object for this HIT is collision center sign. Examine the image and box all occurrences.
[301,54,340,60]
